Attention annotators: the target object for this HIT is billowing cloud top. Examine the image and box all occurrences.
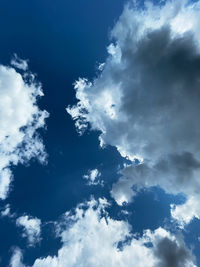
[10,199,197,267]
[67,0,200,225]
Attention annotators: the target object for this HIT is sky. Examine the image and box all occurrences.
[0,0,200,266]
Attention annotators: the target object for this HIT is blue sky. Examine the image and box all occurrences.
[1,0,200,266]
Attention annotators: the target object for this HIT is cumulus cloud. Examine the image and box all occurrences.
[83,168,103,186]
[0,60,48,199]
[10,198,196,267]
[171,196,200,229]
[111,153,200,206]
[153,235,195,267]
[16,215,41,246]
[67,0,200,225]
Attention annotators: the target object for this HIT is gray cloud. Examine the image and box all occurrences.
[111,152,200,205]
[117,26,200,161]
[154,236,195,267]
[67,0,200,225]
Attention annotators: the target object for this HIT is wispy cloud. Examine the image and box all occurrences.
[16,215,41,246]
[83,168,103,186]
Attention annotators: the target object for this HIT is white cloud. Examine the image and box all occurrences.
[0,168,12,200]
[1,204,12,217]
[16,215,41,246]
[9,248,24,267]
[67,0,200,226]
[10,198,196,267]
[171,197,200,228]
[83,168,103,186]
[0,61,49,199]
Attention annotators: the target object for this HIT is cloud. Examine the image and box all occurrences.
[0,60,49,199]
[0,168,12,200]
[83,168,103,186]
[171,196,200,228]
[111,152,200,206]
[1,204,12,217]
[10,198,196,267]
[67,0,200,225]
[16,215,41,246]
[9,248,24,267]
[11,54,28,71]
[153,235,195,267]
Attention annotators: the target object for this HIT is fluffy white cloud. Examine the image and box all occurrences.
[0,60,48,199]
[83,168,103,185]
[16,215,41,246]
[171,196,200,228]
[67,0,200,225]
[10,199,196,267]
